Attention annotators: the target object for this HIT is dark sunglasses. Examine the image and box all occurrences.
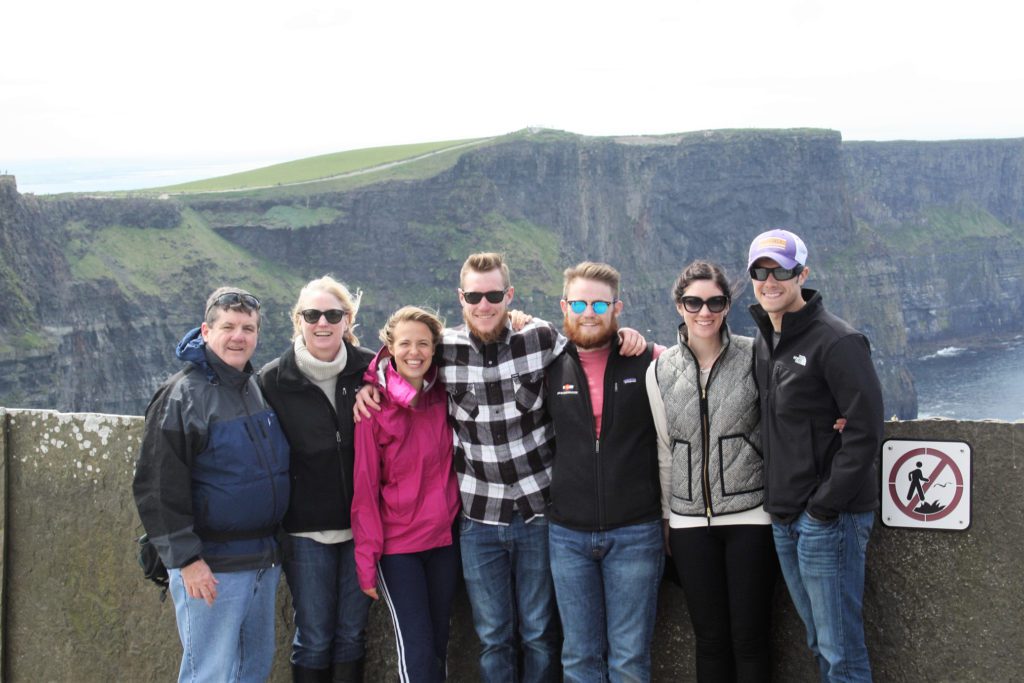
[566,300,615,315]
[680,296,729,314]
[206,292,260,315]
[461,289,507,304]
[749,264,804,282]
[300,308,347,324]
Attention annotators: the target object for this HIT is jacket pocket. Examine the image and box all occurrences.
[670,440,695,503]
[719,435,764,497]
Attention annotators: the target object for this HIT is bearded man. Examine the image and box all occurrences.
[544,261,665,682]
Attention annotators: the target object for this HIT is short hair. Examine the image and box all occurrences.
[562,261,621,299]
[291,275,361,345]
[671,260,733,305]
[460,252,510,289]
[379,306,445,349]
[204,286,260,328]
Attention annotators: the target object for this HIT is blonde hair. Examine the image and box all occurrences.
[562,261,621,299]
[379,306,444,349]
[291,275,361,345]
[460,252,510,289]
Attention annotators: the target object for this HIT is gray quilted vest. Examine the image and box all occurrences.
[655,325,763,517]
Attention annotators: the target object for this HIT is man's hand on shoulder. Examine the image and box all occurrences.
[509,309,534,331]
[618,327,648,356]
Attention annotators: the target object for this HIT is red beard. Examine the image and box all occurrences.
[564,315,619,350]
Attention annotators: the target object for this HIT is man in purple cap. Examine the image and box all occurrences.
[747,229,883,682]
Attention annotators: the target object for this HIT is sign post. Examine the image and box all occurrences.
[880,439,972,530]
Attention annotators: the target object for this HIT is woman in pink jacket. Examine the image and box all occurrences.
[352,306,461,682]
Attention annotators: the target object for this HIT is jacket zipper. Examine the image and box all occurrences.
[241,383,279,553]
[683,342,724,523]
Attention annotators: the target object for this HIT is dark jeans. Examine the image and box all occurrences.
[284,536,372,669]
[379,544,461,683]
[670,524,778,683]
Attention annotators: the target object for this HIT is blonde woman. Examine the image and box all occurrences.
[259,276,373,683]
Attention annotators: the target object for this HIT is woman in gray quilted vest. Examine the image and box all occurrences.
[645,259,776,683]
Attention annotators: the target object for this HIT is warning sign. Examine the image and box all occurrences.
[881,439,972,530]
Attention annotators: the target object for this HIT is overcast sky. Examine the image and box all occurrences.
[3,0,1022,192]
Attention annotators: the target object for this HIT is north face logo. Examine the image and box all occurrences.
[793,354,807,366]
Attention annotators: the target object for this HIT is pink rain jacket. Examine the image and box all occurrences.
[352,347,460,591]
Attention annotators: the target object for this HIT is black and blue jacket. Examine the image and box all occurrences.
[133,327,290,572]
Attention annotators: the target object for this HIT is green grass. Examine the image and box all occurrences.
[62,210,303,302]
[880,205,1020,250]
[153,138,489,194]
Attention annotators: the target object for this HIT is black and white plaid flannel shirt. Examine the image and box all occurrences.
[438,319,567,524]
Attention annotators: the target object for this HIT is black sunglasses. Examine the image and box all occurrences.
[206,292,260,315]
[680,296,730,314]
[301,308,347,324]
[748,264,804,282]
[461,289,507,304]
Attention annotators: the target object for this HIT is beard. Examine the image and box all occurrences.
[564,315,619,350]
[464,309,509,344]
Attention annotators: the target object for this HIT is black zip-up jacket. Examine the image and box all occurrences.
[258,341,374,533]
[749,289,883,522]
[545,343,661,531]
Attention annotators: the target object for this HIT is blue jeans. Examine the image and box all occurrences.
[168,565,281,683]
[773,511,874,683]
[459,514,560,683]
[283,536,372,668]
[549,520,664,683]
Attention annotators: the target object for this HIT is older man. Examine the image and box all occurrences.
[133,287,290,683]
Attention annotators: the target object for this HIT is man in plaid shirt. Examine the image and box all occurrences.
[442,252,564,682]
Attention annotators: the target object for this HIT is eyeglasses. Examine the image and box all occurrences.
[680,296,729,314]
[206,292,260,315]
[461,289,507,304]
[566,300,615,315]
[748,264,804,282]
[300,309,347,324]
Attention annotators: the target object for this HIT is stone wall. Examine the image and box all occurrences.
[0,408,1019,681]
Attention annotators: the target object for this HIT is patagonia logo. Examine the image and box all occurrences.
[623,377,637,384]
[793,354,807,366]
[557,383,578,396]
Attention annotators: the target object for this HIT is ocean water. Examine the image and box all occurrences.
[910,337,1024,421]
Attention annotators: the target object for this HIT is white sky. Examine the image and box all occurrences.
[3,0,1023,189]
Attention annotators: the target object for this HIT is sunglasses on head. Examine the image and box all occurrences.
[748,264,804,282]
[461,289,507,304]
[206,292,260,315]
[566,300,615,315]
[680,296,729,314]
[301,308,346,324]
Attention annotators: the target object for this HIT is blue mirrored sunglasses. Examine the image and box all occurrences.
[566,300,615,315]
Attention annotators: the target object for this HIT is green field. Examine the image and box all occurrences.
[154,138,490,194]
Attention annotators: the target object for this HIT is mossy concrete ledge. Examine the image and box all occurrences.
[0,409,1019,681]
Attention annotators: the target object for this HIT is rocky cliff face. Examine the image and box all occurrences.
[2,130,1023,418]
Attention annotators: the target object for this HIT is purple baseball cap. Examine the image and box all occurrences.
[747,229,808,269]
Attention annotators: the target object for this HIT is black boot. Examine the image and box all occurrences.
[292,663,331,683]
[332,658,365,683]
